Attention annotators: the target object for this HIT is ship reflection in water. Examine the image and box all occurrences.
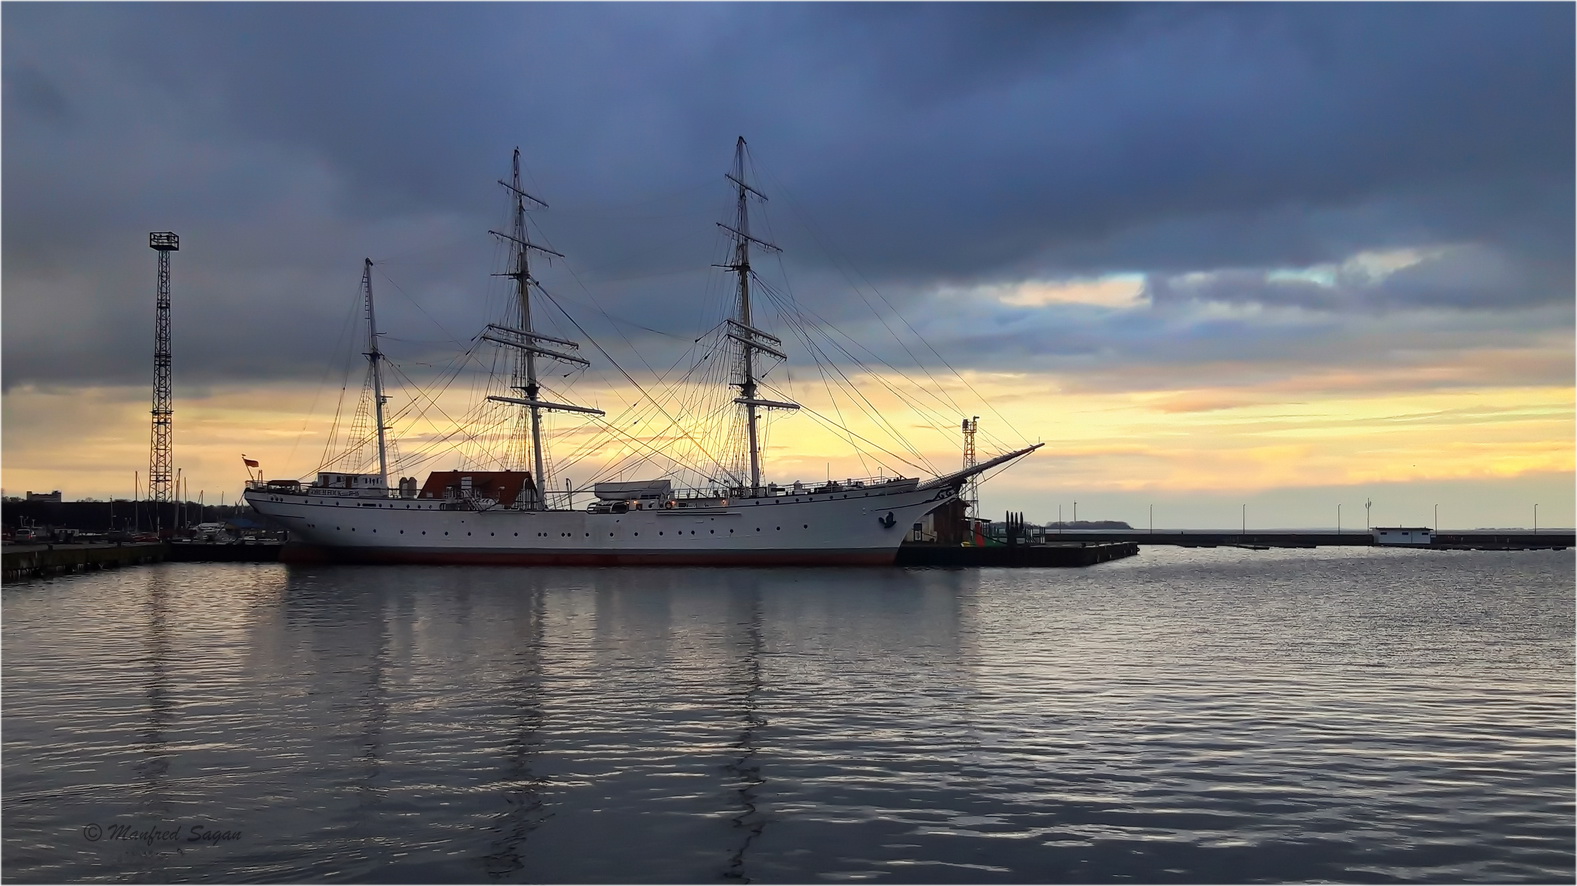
[2,548,1573,883]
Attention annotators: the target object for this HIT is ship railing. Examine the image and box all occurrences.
[582,474,913,511]
[246,479,399,500]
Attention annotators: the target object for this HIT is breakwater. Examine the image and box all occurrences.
[1035,530,1572,550]
[2,542,166,582]
[896,541,1138,567]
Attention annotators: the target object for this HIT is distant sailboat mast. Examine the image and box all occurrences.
[720,136,798,496]
[484,148,603,510]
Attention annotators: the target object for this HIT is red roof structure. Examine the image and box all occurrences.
[416,470,534,504]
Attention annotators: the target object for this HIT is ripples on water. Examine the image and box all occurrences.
[3,547,1572,883]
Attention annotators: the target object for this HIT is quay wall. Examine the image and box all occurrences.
[1033,531,1572,549]
[897,541,1139,567]
[3,543,166,582]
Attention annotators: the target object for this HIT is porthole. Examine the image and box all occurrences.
[659,531,664,536]
[444,531,449,536]
[803,524,808,529]
[400,530,404,534]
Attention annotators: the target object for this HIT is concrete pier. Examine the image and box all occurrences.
[2,542,166,582]
[897,541,1139,567]
[165,541,283,563]
[1030,530,1572,550]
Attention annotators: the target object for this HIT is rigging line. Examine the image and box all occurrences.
[380,340,479,427]
[522,220,669,381]
[757,274,997,463]
[400,409,516,474]
[758,381,931,477]
[600,392,736,473]
[546,340,706,473]
[567,387,737,486]
[758,165,1028,447]
[763,301,873,478]
[314,355,361,477]
[766,245,980,438]
[759,285,934,471]
[299,274,368,474]
[373,265,471,349]
[533,284,685,339]
[540,320,706,455]
[535,286,738,484]
[749,290,877,474]
[379,348,498,462]
[753,269,982,451]
[574,403,736,486]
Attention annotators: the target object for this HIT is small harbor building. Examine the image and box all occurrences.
[1373,526,1434,545]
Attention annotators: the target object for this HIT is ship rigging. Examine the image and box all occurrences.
[243,138,1041,565]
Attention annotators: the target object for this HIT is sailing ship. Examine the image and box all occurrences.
[243,139,1040,565]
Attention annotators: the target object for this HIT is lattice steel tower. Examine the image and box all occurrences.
[148,232,179,503]
[962,416,979,520]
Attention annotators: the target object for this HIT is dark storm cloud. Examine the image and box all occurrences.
[2,2,1570,393]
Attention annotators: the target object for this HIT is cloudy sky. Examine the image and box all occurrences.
[4,2,1572,529]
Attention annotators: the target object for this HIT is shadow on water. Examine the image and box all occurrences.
[723,578,767,883]
[482,576,551,879]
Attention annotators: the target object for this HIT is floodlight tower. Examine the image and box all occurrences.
[962,416,980,520]
[148,232,179,505]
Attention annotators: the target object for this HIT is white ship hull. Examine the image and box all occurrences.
[244,480,956,566]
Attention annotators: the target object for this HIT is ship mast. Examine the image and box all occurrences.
[720,137,798,496]
[484,148,604,510]
[362,258,390,491]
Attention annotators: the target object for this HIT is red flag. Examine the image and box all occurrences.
[243,456,259,468]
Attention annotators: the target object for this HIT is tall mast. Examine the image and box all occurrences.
[720,137,797,496]
[484,148,603,510]
[734,140,761,494]
[362,258,390,490]
[514,149,547,504]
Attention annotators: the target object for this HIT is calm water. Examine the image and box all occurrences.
[3,547,1572,883]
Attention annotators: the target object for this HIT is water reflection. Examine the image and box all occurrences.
[353,599,389,814]
[4,553,1566,883]
[135,572,174,812]
[723,579,767,882]
[482,576,550,879]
